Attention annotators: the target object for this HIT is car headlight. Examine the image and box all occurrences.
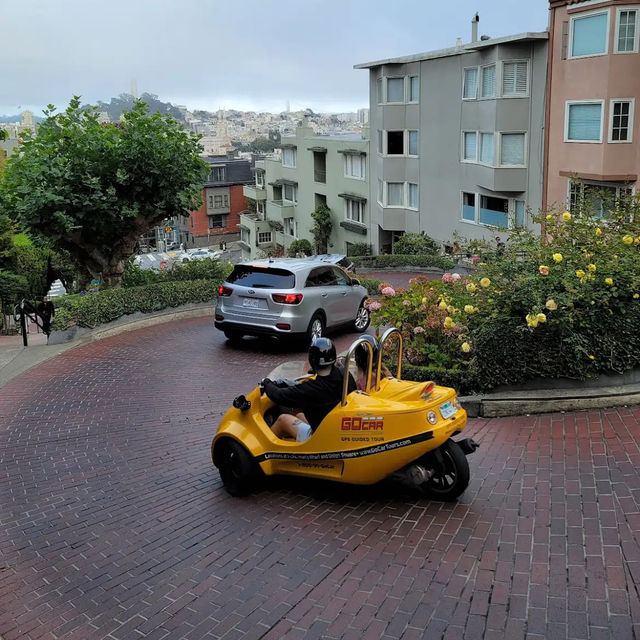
[427,411,438,425]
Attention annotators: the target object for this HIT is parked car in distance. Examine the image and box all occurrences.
[214,258,370,344]
[184,248,221,261]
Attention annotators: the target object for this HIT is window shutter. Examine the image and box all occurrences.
[481,66,495,97]
[463,68,477,98]
[480,133,494,164]
[515,62,528,94]
[464,132,476,160]
[502,64,515,94]
[568,104,602,140]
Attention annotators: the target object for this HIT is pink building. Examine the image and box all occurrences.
[545,0,640,213]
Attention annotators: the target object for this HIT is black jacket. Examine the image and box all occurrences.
[263,366,356,431]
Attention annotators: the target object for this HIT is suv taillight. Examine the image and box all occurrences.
[218,285,232,296]
[272,293,303,304]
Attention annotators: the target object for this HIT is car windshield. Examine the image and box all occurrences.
[337,257,351,269]
[227,266,296,289]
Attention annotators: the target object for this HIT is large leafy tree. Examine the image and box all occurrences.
[0,97,207,287]
[311,204,333,254]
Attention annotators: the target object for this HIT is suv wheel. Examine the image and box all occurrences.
[306,312,325,345]
[353,302,370,331]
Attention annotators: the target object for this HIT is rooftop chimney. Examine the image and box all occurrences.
[471,12,479,43]
[456,37,463,47]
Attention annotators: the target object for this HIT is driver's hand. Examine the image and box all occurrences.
[259,377,271,394]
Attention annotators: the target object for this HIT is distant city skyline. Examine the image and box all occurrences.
[2,0,549,117]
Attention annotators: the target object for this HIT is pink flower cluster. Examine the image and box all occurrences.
[402,300,411,306]
[366,300,382,312]
[380,286,396,296]
[413,326,425,334]
[441,273,461,284]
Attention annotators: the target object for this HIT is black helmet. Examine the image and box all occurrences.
[308,337,336,371]
[354,335,378,372]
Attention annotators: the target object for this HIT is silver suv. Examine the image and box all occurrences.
[214,258,370,344]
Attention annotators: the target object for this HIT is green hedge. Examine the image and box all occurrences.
[123,257,232,287]
[399,362,478,396]
[51,279,218,330]
[357,277,382,296]
[351,254,454,270]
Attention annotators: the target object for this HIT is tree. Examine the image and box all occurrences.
[0,97,208,287]
[311,204,333,254]
[393,232,440,255]
[287,239,313,257]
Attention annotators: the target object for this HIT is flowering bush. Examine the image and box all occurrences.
[369,192,640,393]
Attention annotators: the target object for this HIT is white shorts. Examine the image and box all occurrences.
[295,422,313,442]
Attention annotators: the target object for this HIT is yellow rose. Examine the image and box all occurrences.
[422,297,427,305]
[447,305,455,313]
[466,283,477,293]
[539,265,549,276]
[439,300,447,309]
[623,235,634,245]
[545,299,557,311]
[634,293,639,299]
[546,214,553,220]
[464,305,475,314]
[605,277,613,285]
[552,253,563,263]
[480,277,491,288]
[443,316,455,329]
[536,313,547,323]
[525,313,539,328]
[635,238,640,245]
[461,342,471,353]
[575,270,585,278]
[562,212,571,220]
[588,264,596,272]
[588,355,595,360]
[595,228,602,236]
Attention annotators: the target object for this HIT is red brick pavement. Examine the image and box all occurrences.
[1,317,640,639]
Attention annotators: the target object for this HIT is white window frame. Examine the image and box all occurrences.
[408,76,420,103]
[614,7,639,54]
[498,132,527,167]
[407,130,419,157]
[462,131,478,163]
[385,76,405,104]
[257,231,272,244]
[407,183,419,211]
[501,60,529,98]
[479,132,495,166]
[461,191,477,223]
[255,171,265,188]
[479,64,496,99]
[376,77,383,105]
[608,98,635,143]
[565,100,604,143]
[569,9,610,59]
[384,181,406,208]
[282,183,297,203]
[462,66,478,100]
[566,178,635,216]
[345,199,365,224]
[344,153,366,180]
[460,191,523,228]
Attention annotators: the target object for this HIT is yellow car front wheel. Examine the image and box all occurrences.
[420,439,470,501]
[214,438,262,497]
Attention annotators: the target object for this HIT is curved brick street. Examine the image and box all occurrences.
[1,316,640,640]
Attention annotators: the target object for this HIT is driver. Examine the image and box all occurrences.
[261,337,356,442]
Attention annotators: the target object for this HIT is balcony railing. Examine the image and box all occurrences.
[268,200,295,219]
[314,169,326,183]
[243,184,267,201]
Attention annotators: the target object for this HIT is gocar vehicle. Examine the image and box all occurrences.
[214,258,370,344]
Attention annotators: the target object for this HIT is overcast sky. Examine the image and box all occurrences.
[2,0,549,116]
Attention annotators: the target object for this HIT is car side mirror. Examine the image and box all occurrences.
[350,278,360,286]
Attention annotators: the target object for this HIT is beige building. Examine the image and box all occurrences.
[545,0,640,213]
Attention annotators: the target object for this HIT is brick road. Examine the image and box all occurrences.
[1,317,640,639]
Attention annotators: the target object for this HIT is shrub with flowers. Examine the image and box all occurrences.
[369,191,640,393]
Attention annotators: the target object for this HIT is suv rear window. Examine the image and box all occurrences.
[226,265,295,289]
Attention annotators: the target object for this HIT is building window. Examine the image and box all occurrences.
[283,218,297,237]
[463,67,478,99]
[344,153,366,179]
[386,77,405,103]
[386,131,404,155]
[213,194,229,208]
[282,147,296,167]
[376,77,383,104]
[241,228,250,245]
[480,65,496,98]
[377,179,383,204]
[566,101,603,142]
[479,195,508,227]
[569,180,633,217]
[480,133,494,164]
[570,11,609,58]
[500,133,525,166]
[283,183,297,203]
[256,171,265,187]
[408,183,418,210]
[256,200,265,215]
[462,192,476,221]
[345,199,364,223]
[209,166,226,182]
[609,99,634,142]
[502,61,528,96]
[258,231,272,244]
[616,9,638,53]
[387,182,404,207]
[209,215,228,229]
[407,130,419,156]
[377,130,383,154]
[208,195,214,208]
[515,200,526,228]
[409,76,419,102]
[463,132,477,161]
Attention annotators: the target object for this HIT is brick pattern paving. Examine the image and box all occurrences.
[1,317,640,639]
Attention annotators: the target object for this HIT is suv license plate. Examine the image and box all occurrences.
[242,298,263,308]
[439,401,457,419]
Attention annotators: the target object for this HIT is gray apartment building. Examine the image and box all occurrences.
[355,20,549,253]
[239,121,370,260]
